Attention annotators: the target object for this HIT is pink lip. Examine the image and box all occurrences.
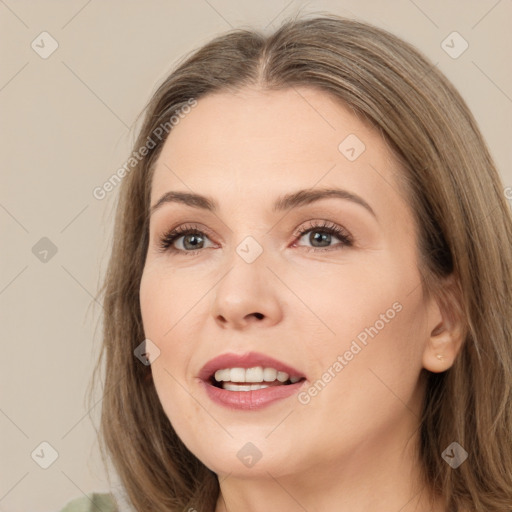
[200,379,306,410]
[197,351,307,411]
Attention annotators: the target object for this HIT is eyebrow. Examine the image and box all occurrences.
[150,187,377,218]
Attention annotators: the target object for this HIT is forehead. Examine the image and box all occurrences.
[150,86,405,216]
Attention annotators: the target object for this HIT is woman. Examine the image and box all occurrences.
[61,13,512,512]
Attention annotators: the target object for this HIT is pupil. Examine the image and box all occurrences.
[311,231,330,247]
[184,234,203,250]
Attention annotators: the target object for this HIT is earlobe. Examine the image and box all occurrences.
[422,277,466,373]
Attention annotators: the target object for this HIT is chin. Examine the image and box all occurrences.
[189,436,299,479]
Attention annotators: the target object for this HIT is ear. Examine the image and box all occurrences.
[422,274,466,373]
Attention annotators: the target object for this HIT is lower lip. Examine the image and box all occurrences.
[200,379,306,410]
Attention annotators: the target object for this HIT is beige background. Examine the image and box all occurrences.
[1,1,510,510]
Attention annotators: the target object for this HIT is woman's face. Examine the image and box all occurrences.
[140,86,441,482]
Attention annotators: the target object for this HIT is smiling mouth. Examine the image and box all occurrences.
[209,366,306,391]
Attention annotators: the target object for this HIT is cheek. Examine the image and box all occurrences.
[296,250,427,386]
[291,261,412,347]
[139,267,163,336]
[140,264,199,341]
[339,287,427,403]
[294,293,428,458]
[140,266,204,414]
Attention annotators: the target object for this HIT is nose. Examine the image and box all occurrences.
[211,251,284,330]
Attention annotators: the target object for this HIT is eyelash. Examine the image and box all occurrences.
[157,220,353,255]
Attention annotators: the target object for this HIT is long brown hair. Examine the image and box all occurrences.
[90,13,512,511]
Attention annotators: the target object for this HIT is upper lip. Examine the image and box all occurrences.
[198,351,306,382]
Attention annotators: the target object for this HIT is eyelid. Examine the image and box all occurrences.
[292,220,352,241]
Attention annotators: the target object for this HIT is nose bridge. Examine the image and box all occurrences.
[235,233,266,265]
[218,233,269,302]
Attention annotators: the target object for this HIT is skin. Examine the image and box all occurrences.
[139,86,463,512]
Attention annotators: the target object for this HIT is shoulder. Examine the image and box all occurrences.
[58,493,118,512]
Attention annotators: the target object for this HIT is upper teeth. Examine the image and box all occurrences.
[214,367,301,384]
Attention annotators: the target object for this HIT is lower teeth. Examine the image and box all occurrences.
[222,383,271,392]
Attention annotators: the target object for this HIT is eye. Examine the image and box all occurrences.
[157,220,353,255]
[157,223,215,255]
[292,220,353,252]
